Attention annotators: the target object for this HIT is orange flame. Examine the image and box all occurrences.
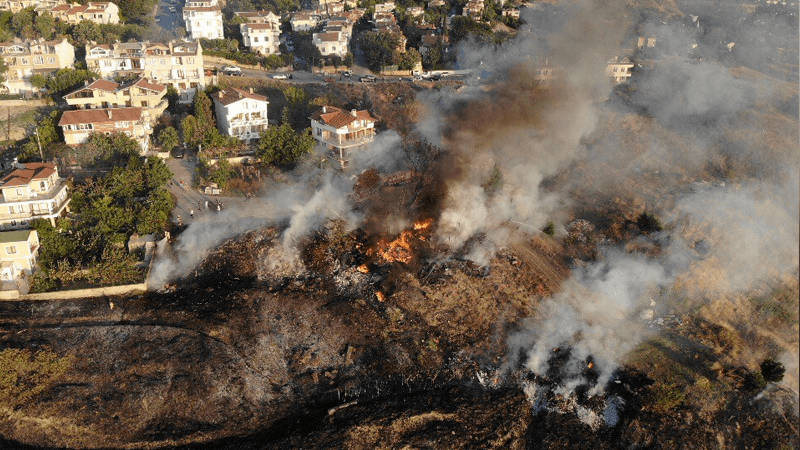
[372,219,433,264]
[376,291,385,302]
[357,264,369,273]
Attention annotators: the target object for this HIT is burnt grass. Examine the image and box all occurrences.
[0,226,797,450]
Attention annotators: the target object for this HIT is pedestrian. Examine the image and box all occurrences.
[205,200,209,210]
[177,215,182,226]
[217,203,221,212]
[190,209,194,218]
[245,192,251,201]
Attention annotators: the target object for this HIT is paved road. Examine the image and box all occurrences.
[165,155,252,226]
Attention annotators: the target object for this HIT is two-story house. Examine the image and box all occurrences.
[241,23,281,55]
[606,55,634,84]
[59,107,151,152]
[290,11,320,32]
[462,0,484,19]
[212,88,269,143]
[374,1,394,12]
[310,106,376,169]
[0,162,70,231]
[0,229,39,290]
[183,0,224,39]
[0,0,62,13]
[0,38,75,96]
[63,78,168,124]
[313,31,349,58]
[48,1,120,24]
[84,41,205,103]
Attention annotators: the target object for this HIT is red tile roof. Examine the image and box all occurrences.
[58,107,143,126]
[212,88,268,106]
[311,106,375,129]
[0,163,57,188]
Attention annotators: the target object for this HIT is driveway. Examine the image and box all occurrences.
[164,156,250,226]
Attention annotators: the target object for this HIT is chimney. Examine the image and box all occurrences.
[107,109,112,119]
[249,87,254,94]
[351,109,357,117]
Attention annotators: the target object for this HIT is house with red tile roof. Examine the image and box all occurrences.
[212,88,269,143]
[0,162,70,230]
[63,77,168,124]
[0,229,39,292]
[310,106,376,169]
[58,107,151,152]
[48,1,119,24]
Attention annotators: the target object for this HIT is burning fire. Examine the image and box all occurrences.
[357,264,369,273]
[375,291,385,302]
[369,219,433,264]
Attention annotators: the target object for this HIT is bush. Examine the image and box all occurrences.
[742,370,767,393]
[543,221,556,237]
[649,382,685,413]
[636,211,663,234]
[760,358,786,383]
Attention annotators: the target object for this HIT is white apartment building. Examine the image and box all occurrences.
[183,0,224,40]
[290,11,320,32]
[0,162,70,231]
[310,105,375,169]
[313,31,348,58]
[0,0,62,13]
[212,88,269,143]
[241,23,281,55]
[85,41,205,103]
[0,38,74,96]
[606,56,634,84]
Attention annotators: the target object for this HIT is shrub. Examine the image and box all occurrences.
[636,211,663,234]
[543,221,556,237]
[760,358,786,383]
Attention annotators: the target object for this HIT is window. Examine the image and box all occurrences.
[39,181,46,190]
[6,246,16,254]
[21,58,28,65]
[15,188,22,196]
[34,56,43,64]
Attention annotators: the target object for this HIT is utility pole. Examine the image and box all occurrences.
[33,128,43,161]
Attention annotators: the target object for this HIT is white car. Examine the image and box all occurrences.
[272,74,288,80]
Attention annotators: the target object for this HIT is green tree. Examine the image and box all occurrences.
[205,153,236,188]
[760,358,786,383]
[156,126,179,151]
[636,211,663,234]
[44,68,98,97]
[136,187,173,234]
[29,73,47,90]
[359,30,400,72]
[482,163,504,195]
[181,114,202,149]
[77,132,142,167]
[31,219,78,269]
[449,16,493,45]
[257,121,315,166]
[33,12,55,40]
[10,7,35,39]
[394,47,421,70]
[71,20,102,44]
[343,52,354,68]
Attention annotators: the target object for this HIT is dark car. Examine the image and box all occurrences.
[172,146,185,158]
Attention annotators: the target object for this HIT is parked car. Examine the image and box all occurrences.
[222,65,242,76]
[360,75,376,83]
[272,74,288,80]
[341,70,353,77]
[172,146,185,159]
[168,6,176,12]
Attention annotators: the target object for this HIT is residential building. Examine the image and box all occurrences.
[405,6,424,17]
[63,78,168,124]
[212,87,269,143]
[290,11,320,32]
[502,8,519,19]
[0,162,70,230]
[375,22,406,53]
[419,30,447,56]
[58,107,151,152]
[533,61,561,88]
[374,1,395,12]
[462,0,484,19]
[0,0,62,13]
[0,38,74,96]
[48,1,120,24]
[428,0,445,8]
[310,106,376,169]
[0,229,39,290]
[234,10,280,26]
[313,31,348,57]
[606,55,634,83]
[183,0,224,39]
[241,23,281,55]
[84,40,205,103]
